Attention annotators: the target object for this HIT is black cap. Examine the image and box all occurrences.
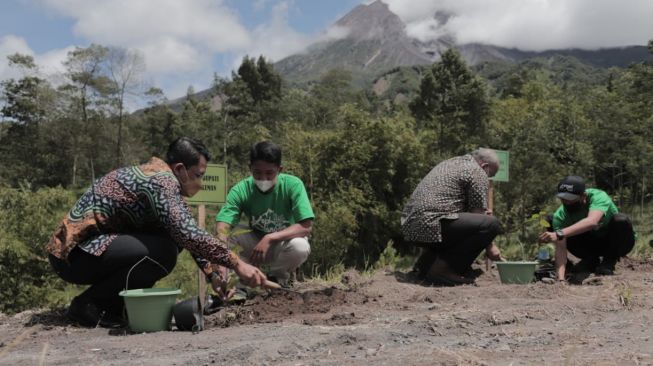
[556,176,585,201]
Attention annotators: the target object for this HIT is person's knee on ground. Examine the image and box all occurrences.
[268,237,310,285]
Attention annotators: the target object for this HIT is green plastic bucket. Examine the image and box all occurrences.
[496,261,538,284]
[119,288,181,332]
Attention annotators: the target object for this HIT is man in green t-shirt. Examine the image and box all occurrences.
[215,141,314,288]
[539,176,635,282]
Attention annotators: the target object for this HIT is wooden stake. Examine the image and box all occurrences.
[198,204,207,312]
[486,182,494,271]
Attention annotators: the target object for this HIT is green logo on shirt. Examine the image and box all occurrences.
[251,208,290,232]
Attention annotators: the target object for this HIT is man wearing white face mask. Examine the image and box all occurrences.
[215,141,314,288]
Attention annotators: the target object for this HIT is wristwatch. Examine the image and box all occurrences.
[555,229,565,240]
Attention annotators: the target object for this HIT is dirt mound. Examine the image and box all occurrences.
[206,286,368,327]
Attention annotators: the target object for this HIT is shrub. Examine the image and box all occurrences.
[0,186,76,313]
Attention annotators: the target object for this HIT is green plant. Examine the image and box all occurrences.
[0,186,77,313]
[619,285,633,308]
[367,240,413,272]
[309,262,346,284]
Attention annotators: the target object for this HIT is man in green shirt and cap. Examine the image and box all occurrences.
[539,176,635,282]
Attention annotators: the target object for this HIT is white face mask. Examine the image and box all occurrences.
[254,179,275,192]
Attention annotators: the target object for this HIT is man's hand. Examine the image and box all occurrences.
[250,236,273,267]
[485,243,504,261]
[233,261,267,288]
[538,231,557,243]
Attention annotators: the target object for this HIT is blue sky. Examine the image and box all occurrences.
[1,0,652,102]
[0,0,362,100]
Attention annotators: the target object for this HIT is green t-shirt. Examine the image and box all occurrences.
[552,188,618,237]
[216,173,315,233]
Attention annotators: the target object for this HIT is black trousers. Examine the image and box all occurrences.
[49,234,179,315]
[414,213,503,276]
[565,213,635,261]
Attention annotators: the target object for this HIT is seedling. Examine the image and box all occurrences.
[619,285,632,308]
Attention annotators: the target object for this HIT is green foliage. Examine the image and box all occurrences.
[0,186,76,313]
[302,106,427,270]
[369,240,413,272]
[489,77,594,237]
[410,49,491,156]
[305,198,359,276]
[630,206,653,260]
[236,55,282,106]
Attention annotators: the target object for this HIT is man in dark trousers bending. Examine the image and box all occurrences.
[401,148,503,286]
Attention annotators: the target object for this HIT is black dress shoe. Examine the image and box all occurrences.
[67,296,125,328]
[596,257,617,276]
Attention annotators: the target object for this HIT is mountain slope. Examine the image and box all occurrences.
[274,0,652,86]
[274,1,441,87]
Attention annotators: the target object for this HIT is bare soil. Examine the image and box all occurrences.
[2,258,652,366]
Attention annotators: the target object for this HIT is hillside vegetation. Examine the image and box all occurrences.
[1,42,653,313]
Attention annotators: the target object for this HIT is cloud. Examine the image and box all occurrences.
[382,0,653,50]
[37,46,75,76]
[253,0,270,12]
[243,1,311,63]
[0,35,34,80]
[43,0,250,50]
[239,1,352,64]
[320,25,351,43]
[34,0,348,98]
[40,0,252,77]
[0,35,71,84]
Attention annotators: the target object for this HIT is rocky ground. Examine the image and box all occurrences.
[1,258,652,365]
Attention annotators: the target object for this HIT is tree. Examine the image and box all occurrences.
[135,87,179,159]
[60,44,114,186]
[235,56,282,106]
[307,69,356,128]
[0,54,59,186]
[410,48,490,156]
[305,106,428,269]
[586,43,653,207]
[211,56,285,169]
[107,47,145,166]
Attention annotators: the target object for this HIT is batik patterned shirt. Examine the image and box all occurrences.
[401,154,489,243]
[45,157,239,272]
